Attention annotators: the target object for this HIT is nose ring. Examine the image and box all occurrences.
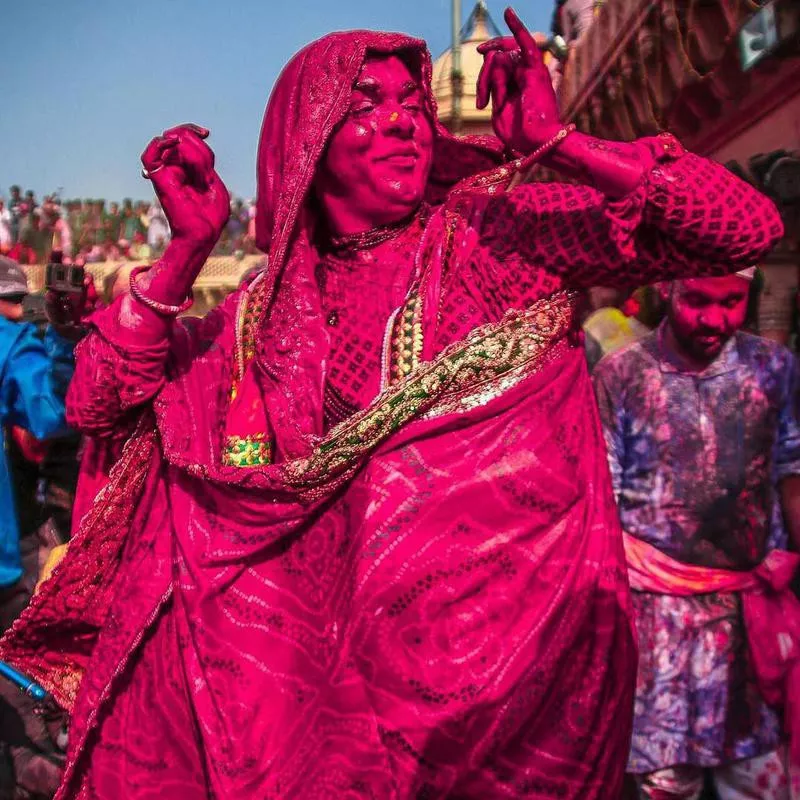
[389,111,399,122]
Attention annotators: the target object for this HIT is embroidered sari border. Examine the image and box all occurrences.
[282,290,577,489]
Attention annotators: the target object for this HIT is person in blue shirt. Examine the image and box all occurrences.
[0,256,76,632]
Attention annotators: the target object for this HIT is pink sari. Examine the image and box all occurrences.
[0,29,782,799]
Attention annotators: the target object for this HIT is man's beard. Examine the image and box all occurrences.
[668,309,730,366]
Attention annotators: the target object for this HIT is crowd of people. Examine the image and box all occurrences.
[0,9,796,800]
[0,186,260,266]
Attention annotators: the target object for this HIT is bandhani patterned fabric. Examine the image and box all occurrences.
[625,534,800,799]
[0,30,784,800]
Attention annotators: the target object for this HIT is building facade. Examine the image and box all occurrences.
[555,0,800,341]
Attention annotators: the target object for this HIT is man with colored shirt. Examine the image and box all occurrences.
[105,201,122,244]
[594,271,799,799]
[120,198,144,241]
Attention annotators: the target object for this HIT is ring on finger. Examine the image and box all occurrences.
[141,164,164,180]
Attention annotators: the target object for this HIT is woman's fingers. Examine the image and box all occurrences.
[165,127,216,187]
[478,48,517,111]
[490,54,512,112]
[163,123,209,140]
[142,123,212,172]
[181,133,216,182]
[141,136,177,172]
[477,36,517,55]
[477,49,496,109]
[477,29,548,82]
[504,8,539,66]
[143,131,215,198]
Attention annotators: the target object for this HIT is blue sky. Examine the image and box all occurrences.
[1,0,552,203]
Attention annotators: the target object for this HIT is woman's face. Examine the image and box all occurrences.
[317,54,434,231]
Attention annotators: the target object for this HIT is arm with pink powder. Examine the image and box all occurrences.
[66,124,231,437]
[65,306,170,437]
[474,9,783,292]
[476,135,783,291]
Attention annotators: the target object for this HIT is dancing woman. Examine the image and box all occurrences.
[0,9,783,799]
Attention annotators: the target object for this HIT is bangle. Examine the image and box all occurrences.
[521,123,577,164]
[129,266,193,315]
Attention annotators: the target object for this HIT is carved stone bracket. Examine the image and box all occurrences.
[558,0,764,141]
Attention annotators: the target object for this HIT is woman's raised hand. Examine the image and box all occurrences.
[476,8,561,155]
[141,124,230,252]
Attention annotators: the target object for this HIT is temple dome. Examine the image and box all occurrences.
[431,1,498,132]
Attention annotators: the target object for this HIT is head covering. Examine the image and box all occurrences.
[254,30,503,280]
[0,256,28,298]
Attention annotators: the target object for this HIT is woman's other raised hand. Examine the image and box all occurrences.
[476,8,561,156]
[140,124,230,254]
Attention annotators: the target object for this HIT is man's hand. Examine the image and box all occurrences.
[45,274,92,341]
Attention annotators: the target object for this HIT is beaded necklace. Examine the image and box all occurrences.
[327,204,425,256]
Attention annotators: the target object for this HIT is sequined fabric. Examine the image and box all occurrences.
[0,29,785,800]
[317,211,425,428]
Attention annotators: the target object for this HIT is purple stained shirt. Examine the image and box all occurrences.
[593,326,800,772]
[594,326,800,570]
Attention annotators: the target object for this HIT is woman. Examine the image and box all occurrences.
[0,9,783,799]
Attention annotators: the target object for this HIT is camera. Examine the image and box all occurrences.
[45,262,85,294]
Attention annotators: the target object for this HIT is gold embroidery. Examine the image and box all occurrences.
[283,291,577,491]
[423,337,571,420]
[49,666,83,710]
[389,293,423,383]
[232,273,269,399]
[222,433,272,467]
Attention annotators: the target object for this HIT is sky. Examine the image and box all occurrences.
[1,0,552,204]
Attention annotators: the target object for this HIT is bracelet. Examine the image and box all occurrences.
[129,266,193,315]
[518,123,577,164]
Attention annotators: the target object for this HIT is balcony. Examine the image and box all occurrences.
[558,0,799,149]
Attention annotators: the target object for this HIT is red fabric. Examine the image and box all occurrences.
[7,244,37,265]
[626,534,800,797]
[0,29,784,800]
[70,436,123,533]
[9,426,48,465]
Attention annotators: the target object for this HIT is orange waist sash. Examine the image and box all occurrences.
[624,533,800,794]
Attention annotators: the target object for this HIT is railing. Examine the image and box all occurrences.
[560,0,656,121]
[23,255,265,295]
